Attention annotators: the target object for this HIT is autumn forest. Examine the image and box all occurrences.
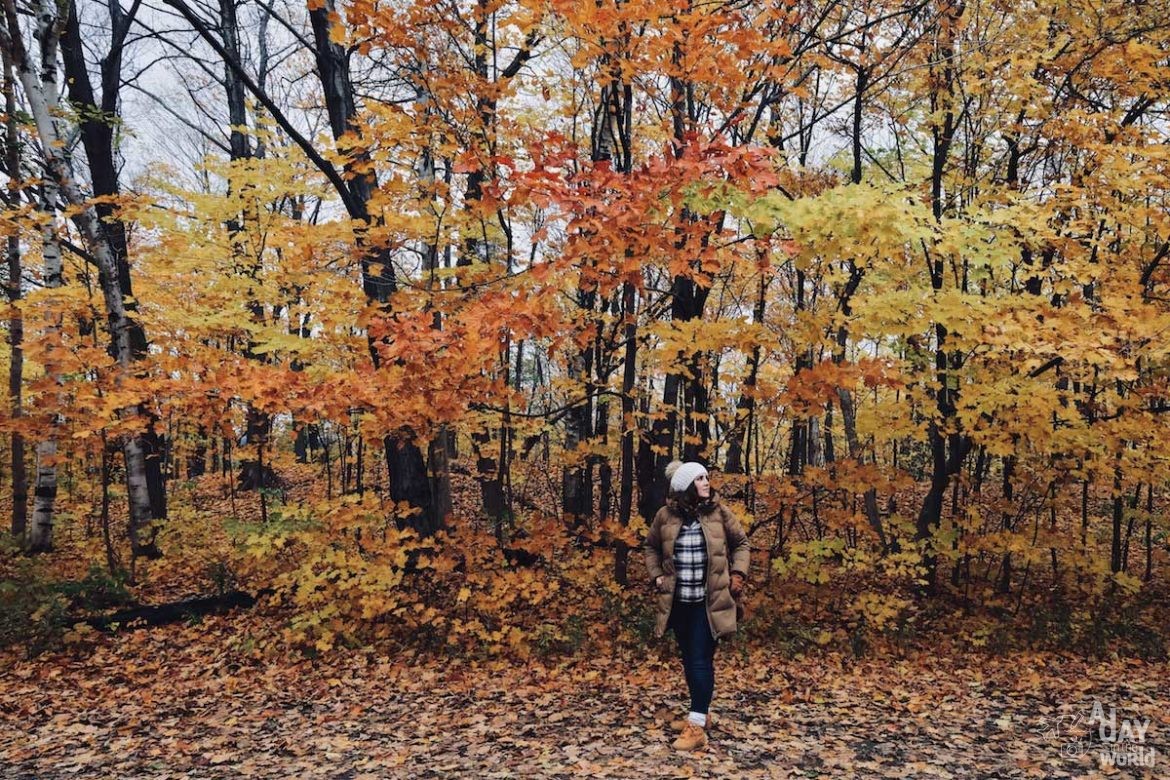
[2,0,1169,775]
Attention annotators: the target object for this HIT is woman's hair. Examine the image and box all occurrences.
[670,476,715,511]
[676,482,702,507]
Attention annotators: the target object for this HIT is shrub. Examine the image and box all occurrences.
[0,539,131,656]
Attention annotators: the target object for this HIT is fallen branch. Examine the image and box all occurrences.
[69,589,274,632]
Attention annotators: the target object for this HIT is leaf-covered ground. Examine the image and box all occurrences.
[1,615,1166,779]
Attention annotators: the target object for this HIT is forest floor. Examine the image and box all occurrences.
[1,612,1167,779]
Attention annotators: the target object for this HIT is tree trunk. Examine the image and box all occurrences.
[462,0,504,520]
[60,0,167,524]
[3,51,26,540]
[26,19,68,554]
[474,428,505,520]
[1144,483,1153,582]
[724,273,765,474]
[639,59,713,517]
[237,408,276,490]
[787,269,813,476]
[308,0,438,533]
[673,256,713,465]
[563,345,593,525]
[188,432,207,478]
[218,0,278,496]
[220,0,250,161]
[1110,458,1124,574]
[294,424,320,464]
[30,438,56,552]
[914,0,966,593]
[615,279,638,585]
[837,386,887,551]
[826,59,885,550]
[997,455,1015,594]
[6,0,158,558]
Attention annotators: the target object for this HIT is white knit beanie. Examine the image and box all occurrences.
[665,460,708,493]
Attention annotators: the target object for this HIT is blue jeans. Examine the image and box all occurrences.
[667,599,717,715]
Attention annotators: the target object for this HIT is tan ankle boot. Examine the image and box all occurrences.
[670,711,715,731]
[672,720,708,751]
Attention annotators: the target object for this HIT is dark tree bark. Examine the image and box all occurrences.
[827,53,887,550]
[307,0,440,534]
[639,54,711,519]
[462,0,502,521]
[220,0,249,161]
[913,0,969,593]
[787,268,814,477]
[563,321,594,526]
[73,589,271,632]
[294,424,320,464]
[997,455,1015,593]
[676,272,711,463]
[1144,483,1153,582]
[187,437,207,478]
[615,278,638,585]
[217,0,277,494]
[725,273,766,475]
[1110,459,1124,575]
[61,0,168,527]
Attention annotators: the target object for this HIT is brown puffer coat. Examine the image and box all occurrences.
[643,493,750,641]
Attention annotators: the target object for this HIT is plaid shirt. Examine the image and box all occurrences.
[673,513,707,603]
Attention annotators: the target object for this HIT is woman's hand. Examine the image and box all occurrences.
[730,572,745,598]
[655,574,666,591]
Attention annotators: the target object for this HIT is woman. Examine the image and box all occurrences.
[644,460,750,752]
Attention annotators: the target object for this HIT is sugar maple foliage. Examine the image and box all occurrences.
[0,0,1167,664]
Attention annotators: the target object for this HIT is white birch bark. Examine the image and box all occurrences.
[3,0,155,555]
[29,192,63,552]
[25,0,64,552]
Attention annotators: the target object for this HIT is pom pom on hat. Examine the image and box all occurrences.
[666,460,708,493]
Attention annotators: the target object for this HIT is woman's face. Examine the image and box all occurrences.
[693,473,711,498]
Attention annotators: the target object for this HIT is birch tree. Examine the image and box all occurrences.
[2,49,25,542]
[0,0,159,561]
